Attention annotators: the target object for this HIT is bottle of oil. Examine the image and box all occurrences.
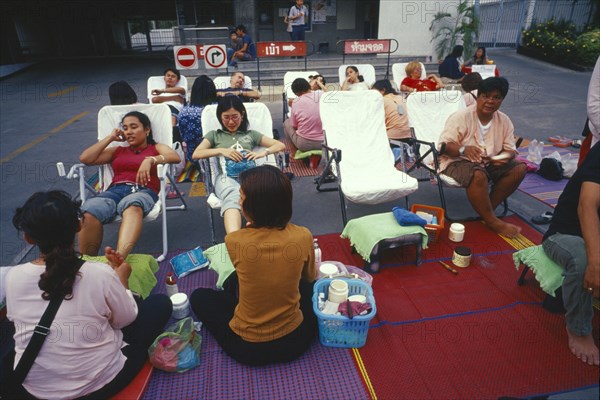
[165,271,179,298]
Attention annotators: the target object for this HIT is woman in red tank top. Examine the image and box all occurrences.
[77,111,180,258]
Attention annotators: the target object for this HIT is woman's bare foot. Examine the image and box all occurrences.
[104,246,124,270]
[486,219,522,238]
[567,327,600,366]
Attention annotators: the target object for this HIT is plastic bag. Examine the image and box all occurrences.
[170,246,210,278]
[148,317,201,372]
[171,142,186,178]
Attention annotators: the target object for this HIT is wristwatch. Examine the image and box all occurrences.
[459,146,466,156]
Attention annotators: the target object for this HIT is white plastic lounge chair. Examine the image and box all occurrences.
[392,62,426,91]
[282,70,319,121]
[404,90,507,220]
[213,75,252,91]
[318,90,419,225]
[471,64,497,80]
[56,104,187,261]
[146,75,188,103]
[199,102,282,243]
[338,64,376,88]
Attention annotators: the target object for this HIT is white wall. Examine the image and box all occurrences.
[378,0,469,61]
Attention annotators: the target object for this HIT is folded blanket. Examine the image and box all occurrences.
[294,149,323,160]
[512,245,564,297]
[82,254,159,299]
[392,207,427,227]
[341,212,428,262]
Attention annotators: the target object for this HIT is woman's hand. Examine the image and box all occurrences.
[110,128,126,143]
[136,158,154,186]
[245,150,266,161]
[221,148,244,161]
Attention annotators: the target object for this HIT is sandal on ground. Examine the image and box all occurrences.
[531,211,553,224]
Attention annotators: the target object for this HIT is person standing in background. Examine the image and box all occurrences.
[288,0,308,42]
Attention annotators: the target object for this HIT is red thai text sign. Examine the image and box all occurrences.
[344,40,391,54]
[256,42,307,58]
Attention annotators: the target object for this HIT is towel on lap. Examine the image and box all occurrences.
[294,149,322,160]
[392,207,427,227]
[512,245,564,297]
[82,254,158,299]
[341,212,428,261]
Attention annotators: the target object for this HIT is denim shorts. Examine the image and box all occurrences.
[81,184,158,224]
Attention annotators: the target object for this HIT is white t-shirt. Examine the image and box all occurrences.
[6,261,138,399]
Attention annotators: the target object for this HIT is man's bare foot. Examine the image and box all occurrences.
[567,327,600,366]
[486,220,522,237]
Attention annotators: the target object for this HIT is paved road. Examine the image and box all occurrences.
[0,50,593,264]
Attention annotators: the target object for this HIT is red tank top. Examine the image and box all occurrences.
[111,145,160,193]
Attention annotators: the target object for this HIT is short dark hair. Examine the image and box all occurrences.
[291,78,311,95]
[164,68,181,80]
[235,24,246,33]
[239,165,292,229]
[477,77,509,99]
[122,111,156,145]
[346,65,364,82]
[216,95,248,131]
[372,79,398,95]
[190,75,217,107]
[461,72,482,93]
[108,81,137,105]
[309,74,326,85]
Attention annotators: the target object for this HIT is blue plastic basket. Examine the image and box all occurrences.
[312,279,376,348]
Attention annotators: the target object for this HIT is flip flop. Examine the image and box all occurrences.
[531,211,553,224]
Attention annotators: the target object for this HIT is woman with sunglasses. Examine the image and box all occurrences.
[192,96,285,233]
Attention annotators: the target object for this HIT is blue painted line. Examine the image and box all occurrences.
[370,301,543,329]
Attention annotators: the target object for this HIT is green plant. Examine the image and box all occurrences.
[429,0,478,60]
[575,29,600,66]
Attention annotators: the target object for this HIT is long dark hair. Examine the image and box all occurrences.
[122,111,156,145]
[190,75,217,107]
[474,46,487,64]
[449,45,464,58]
[372,79,399,95]
[216,95,249,131]
[239,165,292,229]
[13,191,82,300]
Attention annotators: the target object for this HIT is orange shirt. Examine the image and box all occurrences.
[225,223,316,342]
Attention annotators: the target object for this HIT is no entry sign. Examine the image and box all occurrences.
[204,45,227,69]
[256,42,307,58]
[174,46,198,69]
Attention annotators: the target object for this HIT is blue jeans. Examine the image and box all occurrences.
[291,25,306,41]
[542,233,593,336]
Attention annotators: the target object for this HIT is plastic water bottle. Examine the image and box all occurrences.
[165,271,179,298]
[313,239,322,269]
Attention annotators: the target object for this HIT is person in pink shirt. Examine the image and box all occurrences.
[437,77,527,237]
[2,191,171,399]
[283,78,324,151]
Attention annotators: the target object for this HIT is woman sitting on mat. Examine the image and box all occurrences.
[192,96,285,234]
[400,61,444,92]
[190,165,317,366]
[78,111,181,258]
[372,79,411,140]
[2,190,171,399]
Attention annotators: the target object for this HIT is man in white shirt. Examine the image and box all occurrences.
[288,0,308,41]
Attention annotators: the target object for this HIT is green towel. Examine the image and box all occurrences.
[82,254,158,299]
[512,245,564,297]
[341,212,428,262]
[204,243,235,289]
[294,149,322,160]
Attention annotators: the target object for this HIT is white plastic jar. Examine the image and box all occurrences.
[170,293,190,319]
[328,279,349,303]
[448,223,465,242]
